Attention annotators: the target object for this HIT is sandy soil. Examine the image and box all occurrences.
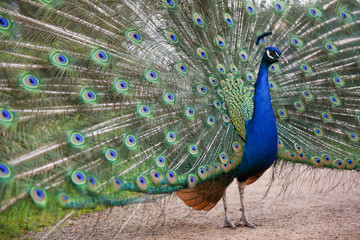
[31,167,360,240]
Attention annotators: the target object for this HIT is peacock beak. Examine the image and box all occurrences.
[278,55,288,64]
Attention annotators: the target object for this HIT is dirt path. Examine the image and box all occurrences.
[32,167,360,240]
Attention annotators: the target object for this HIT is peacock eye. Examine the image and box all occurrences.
[270,51,275,56]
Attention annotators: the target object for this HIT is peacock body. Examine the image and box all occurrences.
[0,0,359,236]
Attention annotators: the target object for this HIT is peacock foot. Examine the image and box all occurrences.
[235,215,262,229]
[221,217,237,229]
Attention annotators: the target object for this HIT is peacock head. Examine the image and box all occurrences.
[263,47,288,65]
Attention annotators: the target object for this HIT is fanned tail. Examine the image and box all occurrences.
[0,0,244,218]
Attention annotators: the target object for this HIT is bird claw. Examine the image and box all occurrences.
[221,218,237,229]
[235,216,261,229]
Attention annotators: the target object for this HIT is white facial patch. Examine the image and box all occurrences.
[266,50,280,59]
[266,50,274,59]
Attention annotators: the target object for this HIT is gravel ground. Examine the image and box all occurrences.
[30,166,360,240]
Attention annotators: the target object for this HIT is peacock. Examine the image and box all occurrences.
[0,0,359,236]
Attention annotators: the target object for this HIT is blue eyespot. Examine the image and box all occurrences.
[150,71,156,78]
[299,153,304,157]
[247,6,253,13]
[310,9,316,15]
[275,3,282,10]
[304,91,309,97]
[75,172,84,181]
[197,18,203,25]
[293,39,298,45]
[209,117,214,122]
[109,150,116,157]
[337,160,342,166]
[180,65,186,72]
[0,164,8,174]
[169,172,175,178]
[201,52,207,58]
[1,110,11,119]
[87,91,94,99]
[74,134,83,142]
[341,12,347,19]
[98,51,106,60]
[315,158,321,163]
[323,113,328,118]
[139,177,145,184]
[170,34,177,41]
[35,189,44,199]
[191,146,196,151]
[0,17,9,28]
[190,176,195,183]
[302,65,308,71]
[241,54,246,60]
[200,86,206,92]
[316,129,320,134]
[115,178,122,186]
[154,172,160,178]
[325,156,330,161]
[335,78,340,83]
[167,93,173,100]
[290,153,295,157]
[120,81,127,89]
[27,76,37,86]
[56,55,66,63]
[200,168,205,174]
[158,157,164,163]
[133,33,140,40]
[169,133,175,139]
[128,136,135,143]
[142,106,149,113]
[88,177,95,185]
[218,40,224,46]
[226,18,232,24]
[167,0,174,5]
[347,159,353,164]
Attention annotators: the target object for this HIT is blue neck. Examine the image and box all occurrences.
[234,60,278,180]
[253,61,273,121]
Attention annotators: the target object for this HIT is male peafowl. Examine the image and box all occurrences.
[0,0,359,235]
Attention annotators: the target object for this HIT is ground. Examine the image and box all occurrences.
[30,166,360,239]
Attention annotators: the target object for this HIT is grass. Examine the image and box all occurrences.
[0,201,107,240]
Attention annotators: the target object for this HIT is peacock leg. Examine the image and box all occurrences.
[236,181,257,228]
[221,191,237,229]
